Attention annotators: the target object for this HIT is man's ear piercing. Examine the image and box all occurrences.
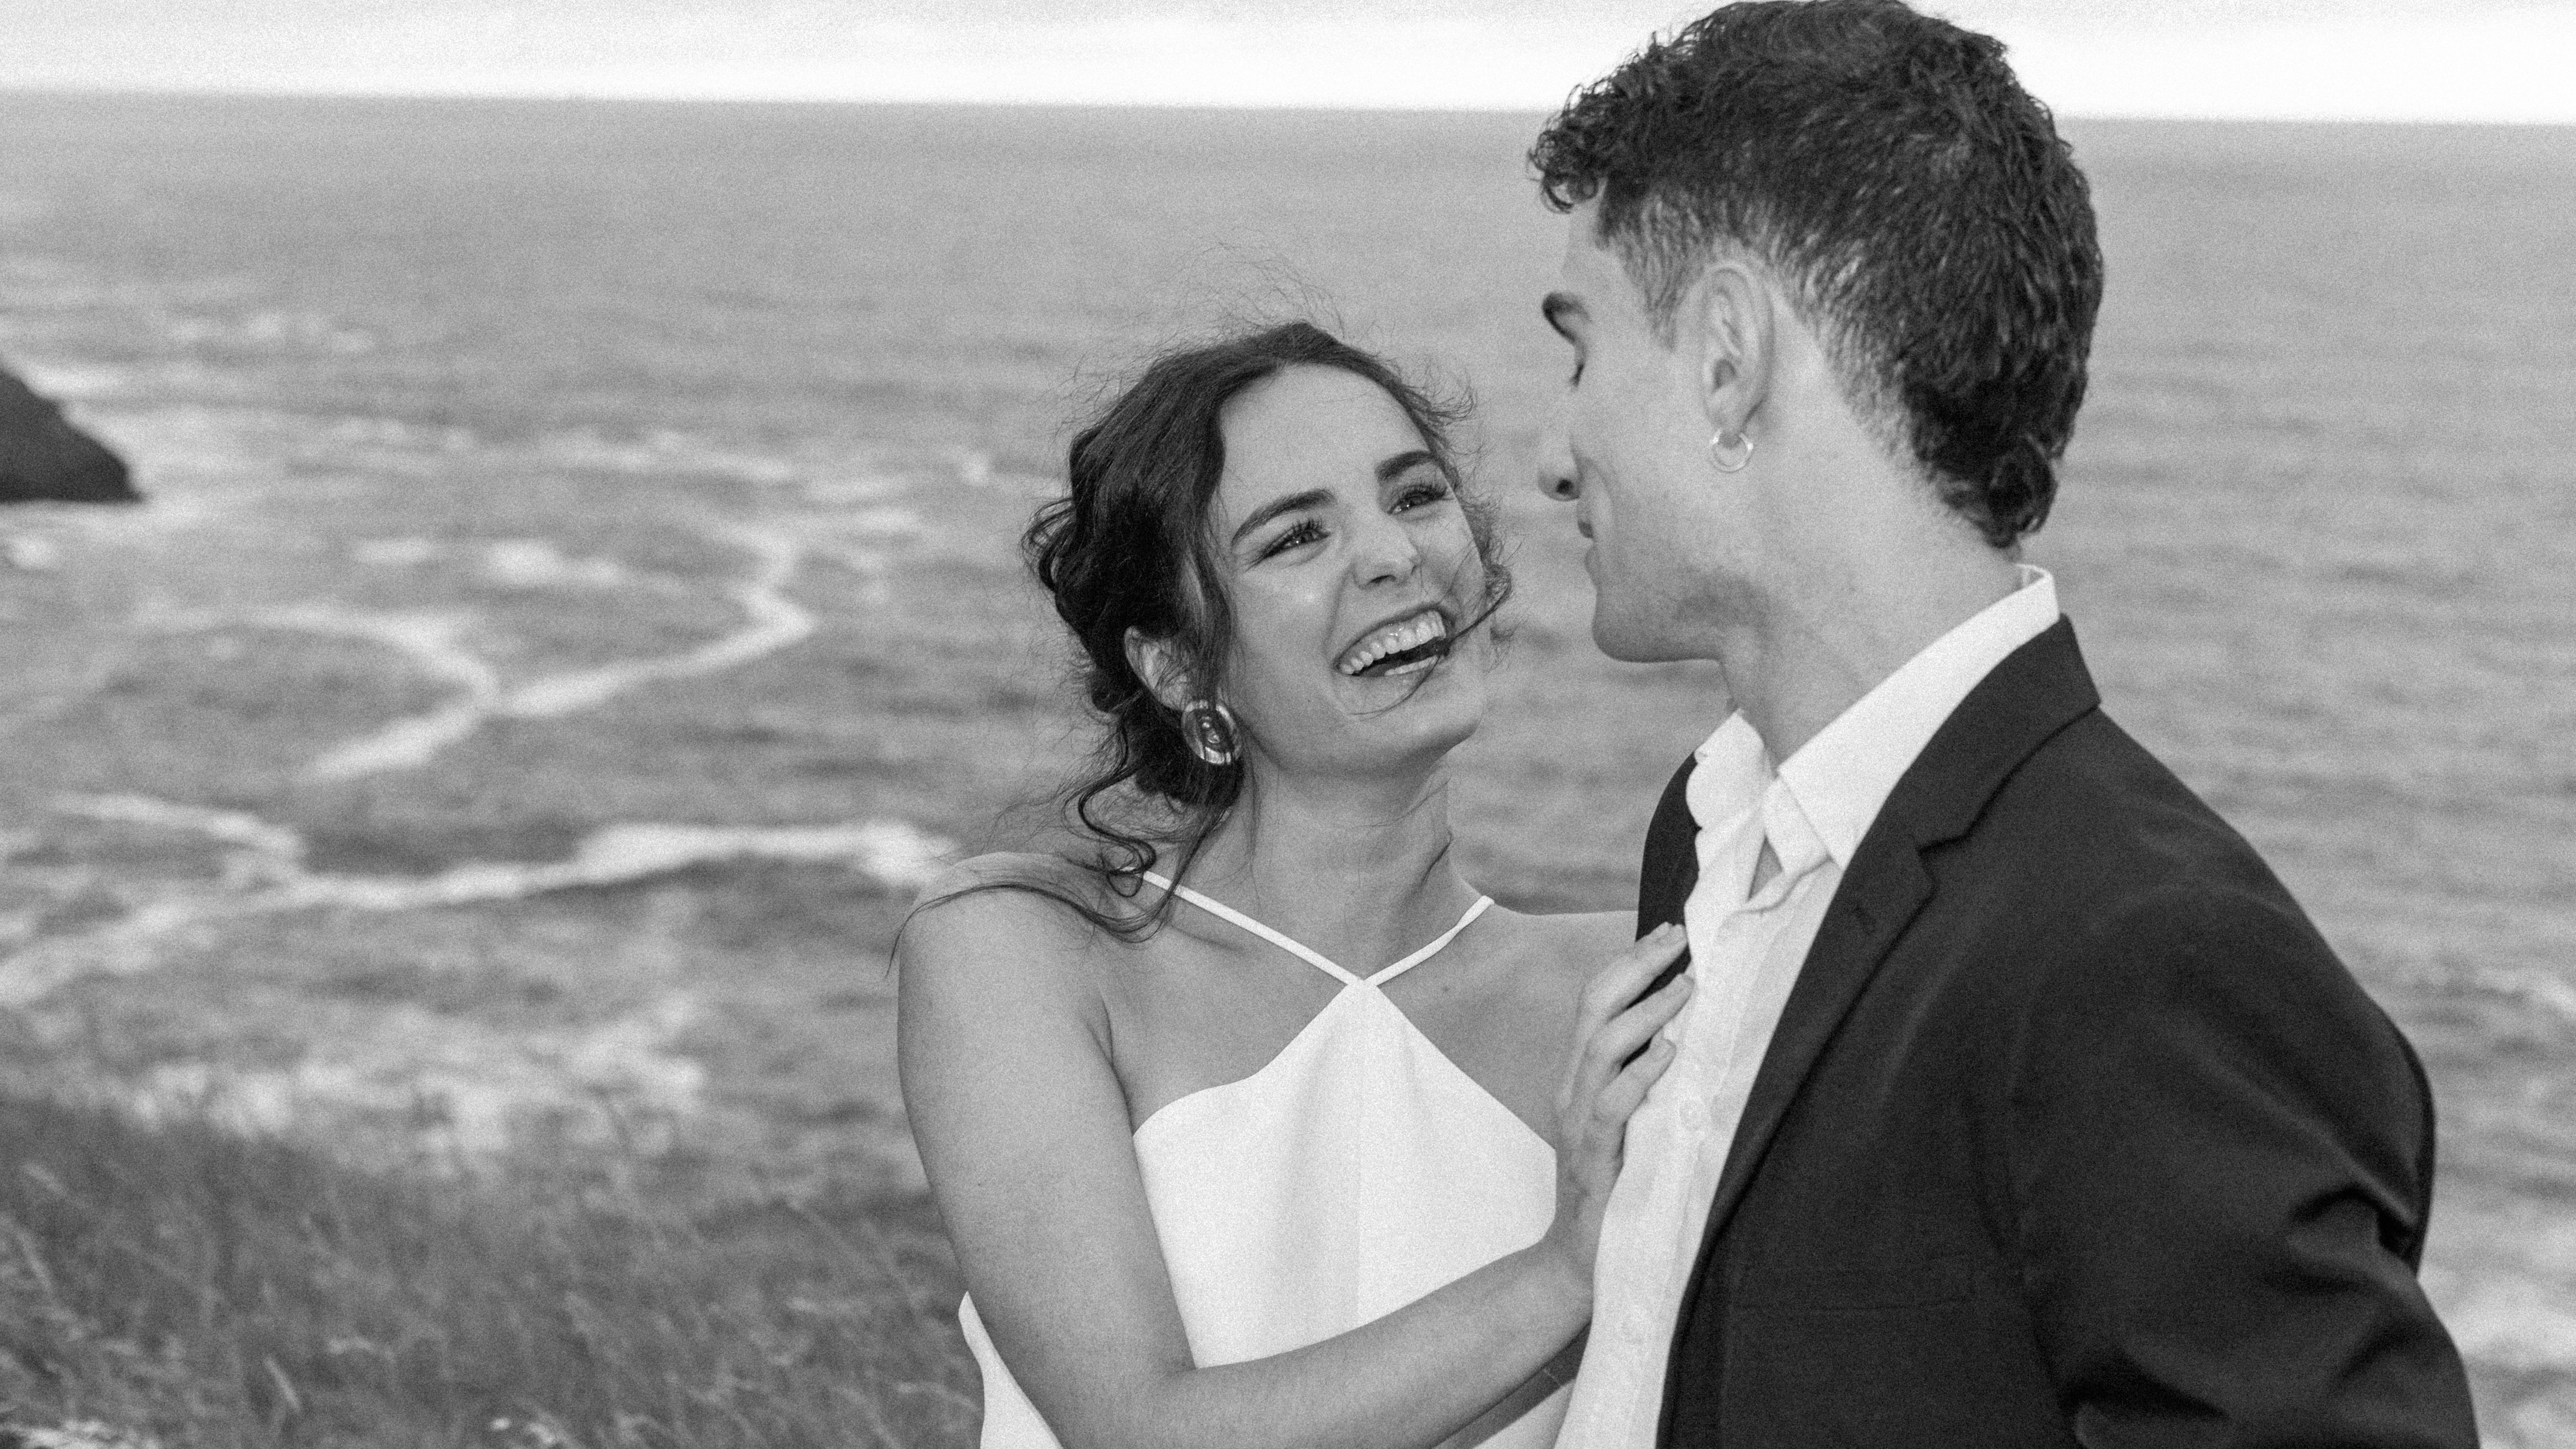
[1707,426,1755,474]
[1179,700,1243,766]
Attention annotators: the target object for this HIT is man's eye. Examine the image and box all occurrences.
[1260,521,1324,558]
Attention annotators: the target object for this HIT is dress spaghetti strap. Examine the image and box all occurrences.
[1137,870,1492,989]
[1364,896,1493,986]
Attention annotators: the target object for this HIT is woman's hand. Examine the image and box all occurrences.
[1539,923,1693,1297]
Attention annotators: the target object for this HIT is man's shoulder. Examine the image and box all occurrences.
[1945,710,2396,1015]
[1975,708,2280,897]
[1904,713,2424,1129]
[1919,707,2363,999]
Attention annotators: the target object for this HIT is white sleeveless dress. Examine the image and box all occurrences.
[958,874,1570,1449]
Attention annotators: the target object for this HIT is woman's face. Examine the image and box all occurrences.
[1199,364,1494,784]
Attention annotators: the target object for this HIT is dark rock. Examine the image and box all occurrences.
[0,360,138,504]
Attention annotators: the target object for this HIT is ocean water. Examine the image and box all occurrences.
[0,97,2570,1442]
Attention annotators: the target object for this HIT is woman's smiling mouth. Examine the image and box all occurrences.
[1336,607,1452,678]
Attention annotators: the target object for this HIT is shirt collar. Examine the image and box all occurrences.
[1776,565,2059,868]
[1687,566,2060,869]
[1684,712,1771,841]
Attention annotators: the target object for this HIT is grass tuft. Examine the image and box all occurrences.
[0,1094,976,1449]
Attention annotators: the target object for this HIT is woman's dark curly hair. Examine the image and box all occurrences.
[950,321,1509,939]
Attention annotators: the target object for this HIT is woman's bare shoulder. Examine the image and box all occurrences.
[917,850,1106,907]
[1504,904,1636,947]
[900,852,1144,1002]
[1479,902,1637,983]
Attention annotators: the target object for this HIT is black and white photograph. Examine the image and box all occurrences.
[0,2,2569,1446]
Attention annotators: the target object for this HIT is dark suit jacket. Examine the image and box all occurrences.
[1636,618,2478,1448]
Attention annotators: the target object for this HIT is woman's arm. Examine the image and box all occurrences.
[898,873,1688,1449]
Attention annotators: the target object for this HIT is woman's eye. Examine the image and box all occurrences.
[1394,480,1453,512]
[1260,521,1324,559]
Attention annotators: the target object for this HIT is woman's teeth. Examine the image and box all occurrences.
[1338,611,1451,677]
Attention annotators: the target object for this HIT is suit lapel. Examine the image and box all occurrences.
[1636,756,1700,938]
[1685,844,1934,1260]
[1656,619,2104,1433]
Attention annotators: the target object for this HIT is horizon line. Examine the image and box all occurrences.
[7,84,2574,129]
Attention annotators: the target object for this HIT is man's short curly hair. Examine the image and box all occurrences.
[1530,0,2103,547]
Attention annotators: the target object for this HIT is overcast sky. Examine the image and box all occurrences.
[4,0,2571,122]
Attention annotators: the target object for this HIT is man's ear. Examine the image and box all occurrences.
[1124,627,1194,711]
[1687,259,1776,441]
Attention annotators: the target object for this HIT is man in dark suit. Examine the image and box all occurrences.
[1526,2,2479,1445]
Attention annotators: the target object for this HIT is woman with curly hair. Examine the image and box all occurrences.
[898,321,1688,1449]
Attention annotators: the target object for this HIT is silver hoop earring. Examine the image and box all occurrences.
[1707,426,1755,474]
[1179,699,1242,767]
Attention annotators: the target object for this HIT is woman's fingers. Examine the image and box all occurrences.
[1568,941,1690,1101]
[1616,960,1694,1042]
[1577,924,1687,1032]
[1568,928,1686,1081]
[1555,927,1692,1224]
[1547,945,1690,1264]
[1590,1033,1678,1127]
[1581,972,1689,1118]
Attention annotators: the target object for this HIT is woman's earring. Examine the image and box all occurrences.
[1707,425,1755,474]
[1179,700,1242,766]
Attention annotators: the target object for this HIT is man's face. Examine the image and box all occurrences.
[1535,202,1741,663]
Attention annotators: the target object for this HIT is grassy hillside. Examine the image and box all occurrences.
[0,1094,974,1449]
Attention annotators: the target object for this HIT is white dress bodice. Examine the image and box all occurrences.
[958,875,1568,1449]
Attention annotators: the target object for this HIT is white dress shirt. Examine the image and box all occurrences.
[1554,567,2061,1449]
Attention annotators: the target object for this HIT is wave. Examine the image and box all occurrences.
[1,793,956,1011]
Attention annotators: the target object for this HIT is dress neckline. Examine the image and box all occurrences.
[1137,869,1493,989]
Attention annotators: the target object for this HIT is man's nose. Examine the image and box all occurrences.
[1535,415,1579,502]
